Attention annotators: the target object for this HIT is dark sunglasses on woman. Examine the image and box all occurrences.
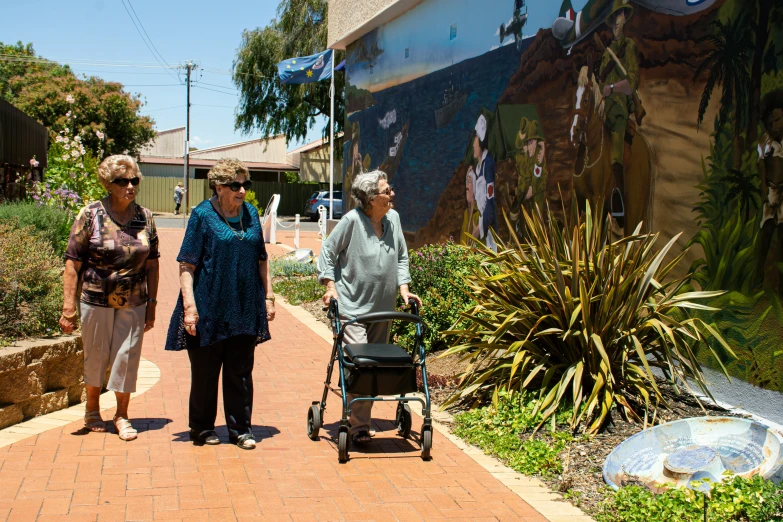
[111,177,141,187]
[223,180,252,192]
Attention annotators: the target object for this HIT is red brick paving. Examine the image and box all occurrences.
[0,228,548,521]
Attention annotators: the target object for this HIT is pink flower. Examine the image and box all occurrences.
[66,111,72,118]
[96,131,105,140]
[66,94,75,104]
[29,157,39,168]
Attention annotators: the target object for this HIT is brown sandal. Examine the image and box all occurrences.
[113,416,137,441]
[84,411,107,432]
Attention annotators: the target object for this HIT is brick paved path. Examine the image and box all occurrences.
[0,229,548,521]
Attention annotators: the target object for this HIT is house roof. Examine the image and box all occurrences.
[138,155,298,171]
[287,132,344,155]
[188,135,285,156]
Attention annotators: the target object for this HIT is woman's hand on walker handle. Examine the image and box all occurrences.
[322,280,338,307]
[400,286,422,311]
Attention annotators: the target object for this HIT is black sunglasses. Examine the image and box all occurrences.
[222,180,252,192]
[111,177,140,187]
[377,185,394,196]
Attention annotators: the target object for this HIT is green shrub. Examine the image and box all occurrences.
[444,202,733,434]
[0,202,73,257]
[270,258,317,278]
[453,390,572,476]
[596,475,783,522]
[0,221,63,344]
[392,240,481,352]
[245,189,262,213]
[274,276,322,306]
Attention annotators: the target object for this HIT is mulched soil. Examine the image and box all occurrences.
[288,297,747,516]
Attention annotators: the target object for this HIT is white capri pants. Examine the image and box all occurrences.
[80,303,146,393]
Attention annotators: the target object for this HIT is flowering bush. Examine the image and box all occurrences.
[392,239,481,353]
[28,98,105,213]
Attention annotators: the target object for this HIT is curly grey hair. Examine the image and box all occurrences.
[351,170,387,212]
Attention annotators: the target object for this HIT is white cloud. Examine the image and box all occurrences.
[191,136,214,146]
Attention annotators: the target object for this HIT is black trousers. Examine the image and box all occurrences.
[187,335,255,440]
[175,202,181,212]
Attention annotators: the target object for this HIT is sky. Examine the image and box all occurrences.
[0,0,328,151]
[348,0,589,92]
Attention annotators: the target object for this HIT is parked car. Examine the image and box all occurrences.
[304,191,343,221]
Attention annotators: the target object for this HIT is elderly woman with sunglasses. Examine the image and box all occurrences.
[317,170,422,444]
[165,158,274,450]
[60,155,160,441]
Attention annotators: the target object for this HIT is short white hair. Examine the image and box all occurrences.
[351,170,387,212]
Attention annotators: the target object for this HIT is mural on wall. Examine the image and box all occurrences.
[343,0,783,393]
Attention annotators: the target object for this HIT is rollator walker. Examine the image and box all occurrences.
[306,298,433,462]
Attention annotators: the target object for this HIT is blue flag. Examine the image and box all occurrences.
[277,49,333,84]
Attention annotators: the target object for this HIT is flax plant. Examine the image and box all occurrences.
[443,201,734,435]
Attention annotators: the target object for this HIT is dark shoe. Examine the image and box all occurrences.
[190,429,220,445]
[230,432,256,450]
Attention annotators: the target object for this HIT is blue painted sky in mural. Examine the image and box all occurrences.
[348,0,589,92]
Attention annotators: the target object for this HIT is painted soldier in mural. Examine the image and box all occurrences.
[467,114,498,251]
[598,0,639,226]
[460,169,481,245]
[757,89,783,295]
[510,117,547,236]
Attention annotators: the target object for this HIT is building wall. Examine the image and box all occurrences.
[328,0,424,49]
[299,142,344,183]
[138,128,184,158]
[137,162,194,179]
[341,0,783,423]
[189,135,288,164]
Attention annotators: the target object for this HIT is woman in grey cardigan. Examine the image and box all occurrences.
[317,170,422,444]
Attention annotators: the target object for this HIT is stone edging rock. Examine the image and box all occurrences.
[0,335,85,430]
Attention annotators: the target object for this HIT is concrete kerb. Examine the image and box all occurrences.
[273,296,596,522]
[0,357,161,448]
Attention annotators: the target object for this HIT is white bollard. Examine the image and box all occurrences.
[317,205,328,239]
[294,214,300,249]
[269,210,277,244]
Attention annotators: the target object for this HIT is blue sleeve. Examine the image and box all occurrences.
[177,208,205,266]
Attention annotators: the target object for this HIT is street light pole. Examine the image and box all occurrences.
[182,61,193,228]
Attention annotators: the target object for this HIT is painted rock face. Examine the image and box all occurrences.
[603,417,783,491]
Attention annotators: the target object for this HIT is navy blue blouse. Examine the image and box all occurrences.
[165,200,271,351]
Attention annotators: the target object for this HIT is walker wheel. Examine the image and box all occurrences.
[396,403,412,439]
[307,405,321,441]
[421,424,433,460]
[338,428,350,463]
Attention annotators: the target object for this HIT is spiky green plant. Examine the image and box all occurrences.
[442,202,735,435]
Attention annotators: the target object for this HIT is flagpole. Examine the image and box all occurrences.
[329,49,335,221]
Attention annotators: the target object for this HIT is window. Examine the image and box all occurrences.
[450,24,457,40]
[405,47,410,58]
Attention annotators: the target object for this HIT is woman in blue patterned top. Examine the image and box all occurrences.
[165,158,274,450]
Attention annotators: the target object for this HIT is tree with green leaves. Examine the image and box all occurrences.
[695,15,752,170]
[1,41,156,157]
[232,0,343,145]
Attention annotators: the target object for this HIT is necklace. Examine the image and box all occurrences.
[102,199,136,245]
[216,198,245,240]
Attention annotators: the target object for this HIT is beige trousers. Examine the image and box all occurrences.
[80,303,146,393]
[342,319,391,435]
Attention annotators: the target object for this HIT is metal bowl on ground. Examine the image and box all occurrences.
[603,416,783,491]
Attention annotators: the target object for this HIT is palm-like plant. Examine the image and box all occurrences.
[442,202,734,435]
[695,14,752,132]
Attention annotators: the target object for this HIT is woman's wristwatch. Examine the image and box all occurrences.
[61,310,78,321]
[147,298,158,305]
[265,295,275,303]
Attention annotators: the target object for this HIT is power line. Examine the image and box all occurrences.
[0,54,175,69]
[193,104,237,109]
[143,104,187,112]
[126,0,173,69]
[71,69,173,76]
[193,80,238,92]
[193,85,239,97]
[119,0,181,83]
[122,84,184,87]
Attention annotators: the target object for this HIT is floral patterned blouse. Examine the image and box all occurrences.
[65,200,160,308]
